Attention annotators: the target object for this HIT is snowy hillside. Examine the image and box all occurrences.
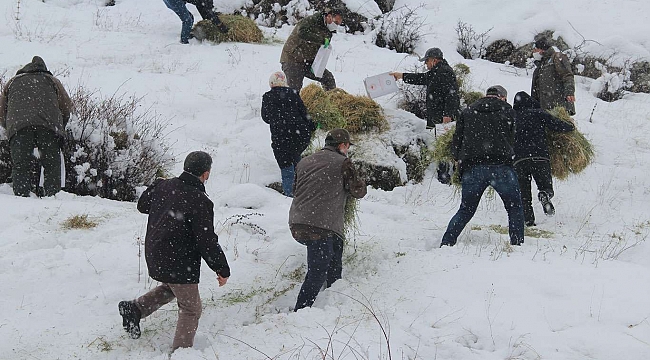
[1,0,649,359]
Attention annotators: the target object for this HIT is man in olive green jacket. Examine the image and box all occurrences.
[280,8,343,91]
[0,56,73,197]
[531,37,576,115]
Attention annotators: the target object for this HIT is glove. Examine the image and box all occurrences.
[217,22,229,33]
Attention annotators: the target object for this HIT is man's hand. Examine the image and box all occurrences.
[566,95,576,103]
[389,72,403,80]
[442,116,452,124]
[217,274,228,287]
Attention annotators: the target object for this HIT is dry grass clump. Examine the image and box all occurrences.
[300,84,388,134]
[547,107,595,180]
[62,214,98,230]
[431,126,461,186]
[194,15,263,43]
[344,197,359,238]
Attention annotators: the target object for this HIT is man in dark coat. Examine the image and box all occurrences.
[441,85,524,247]
[513,91,575,226]
[162,0,228,44]
[531,37,576,115]
[390,47,461,128]
[261,71,315,197]
[0,56,73,197]
[289,129,367,311]
[118,151,230,351]
[280,8,343,91]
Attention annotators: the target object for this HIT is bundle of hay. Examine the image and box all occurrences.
[344,197,359,238]
[300,84,388,133]
[431,126,461,186]
[193,15,263,43]
[547,107,594,180]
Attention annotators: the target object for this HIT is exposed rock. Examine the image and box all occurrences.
[484,39,515,64]
[508,43,534,68]
[630,61,650,93]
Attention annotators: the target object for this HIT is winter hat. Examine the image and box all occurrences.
[269,71,288,88]
[486,85,508,98]
[534,37,551,51]
[183,151,212,177]
[325,128,353,146]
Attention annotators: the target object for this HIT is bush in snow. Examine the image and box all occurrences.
[588,60,633,102]
[455,20,492,60]
[63,85,174,201]
[396,64,427,120]
[372,5,424,54]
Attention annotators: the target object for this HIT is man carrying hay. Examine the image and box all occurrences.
[261,71,316,197]
[280,7,344,91]
[531,37,576,115]
[513,91,575,226]
[389,47,460,128]
[162,0,228,44]
[289,129,366,311]
[441,86,524,247]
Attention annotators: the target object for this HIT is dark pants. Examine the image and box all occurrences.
[514,159,554,225]
[281,62,336,91]
[295,233,344,311]
[163,0,194,43]
[10,126,62,197]
[135,283,202,350]
[441,164,525,246]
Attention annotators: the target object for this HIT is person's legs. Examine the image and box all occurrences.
[532,160,555,216]
[281,62,307,91]
[9,127,38,197]
[134,283,176,317]
[280,165,295,197]
[326,234,344,287]
[168,283,202,351]
[514,160,535,226]
[295,238,334,311]
[304,68,336,91]
[490,165,525,245]
[441,166,488,246]
[187,0,226,30]
[162,0,194,43]
[34,127,62,197]
[274,146,296,197]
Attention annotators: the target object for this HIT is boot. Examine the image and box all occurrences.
[538,192,555,216]
[118,301,142,339]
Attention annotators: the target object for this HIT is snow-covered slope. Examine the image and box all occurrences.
[1,0,649,359]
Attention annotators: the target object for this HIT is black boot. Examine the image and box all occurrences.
[118,301,142,339]
[538,192,555,216]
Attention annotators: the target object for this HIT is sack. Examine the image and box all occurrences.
[311,44,332,78]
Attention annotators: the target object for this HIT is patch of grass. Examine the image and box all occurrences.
[218,287,273,305]
[471,225,482,230]
[395,251,407,257]
[88,336,113,352]
[283,266,305,282]
[61,214,98,230]
[488,224,553,238]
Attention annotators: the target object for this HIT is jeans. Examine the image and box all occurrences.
[163,0,194,43]
[441,164,524,246]
[294,233,344,311]
[514,159,554,225]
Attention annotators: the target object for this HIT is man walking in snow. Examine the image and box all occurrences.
[118,151,230,351]
[289,128,366,311]
[512,91,575,226]
[280,7,344,91]
[389,47,460,128]
[531,36,576,115]
[440,85,524,247]
[162,0,228,44]
[0,56,72,197]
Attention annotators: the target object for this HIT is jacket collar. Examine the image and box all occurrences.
[178,171,206,193]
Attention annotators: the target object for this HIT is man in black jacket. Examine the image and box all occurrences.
[261,71,315,197]
[390,47,460,128]
[118,151,230,351]
[513,91,575,226]
[441,85,524,247]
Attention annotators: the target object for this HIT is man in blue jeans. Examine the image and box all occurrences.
[288,129,367,311]
[162,0,228,44]
[441,85,525,247]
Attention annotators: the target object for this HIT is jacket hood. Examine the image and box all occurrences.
[16,56,51,75]
[513,91,540,111]
[469,96,510,113]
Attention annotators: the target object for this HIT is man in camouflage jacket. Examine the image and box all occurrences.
[531,37,576,115]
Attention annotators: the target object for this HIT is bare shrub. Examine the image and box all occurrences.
[64,85,174,201]
[455,20,492,59]
[372,5,424,54]
[396,64,427,119]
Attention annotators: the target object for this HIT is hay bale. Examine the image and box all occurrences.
[193,15,263,44]
[300,84,388,133]
[547,107,594,180]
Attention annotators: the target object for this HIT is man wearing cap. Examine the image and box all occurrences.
[389,47,460,127]
[289,128,367,311]
[531,36,576,115]
[261,71,316,197]
[118,151,230,351]
[0,56,73,197]
[440,86,525,247]
[280,8,344,91]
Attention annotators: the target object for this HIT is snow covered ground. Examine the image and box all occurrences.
[1,0,649,359]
